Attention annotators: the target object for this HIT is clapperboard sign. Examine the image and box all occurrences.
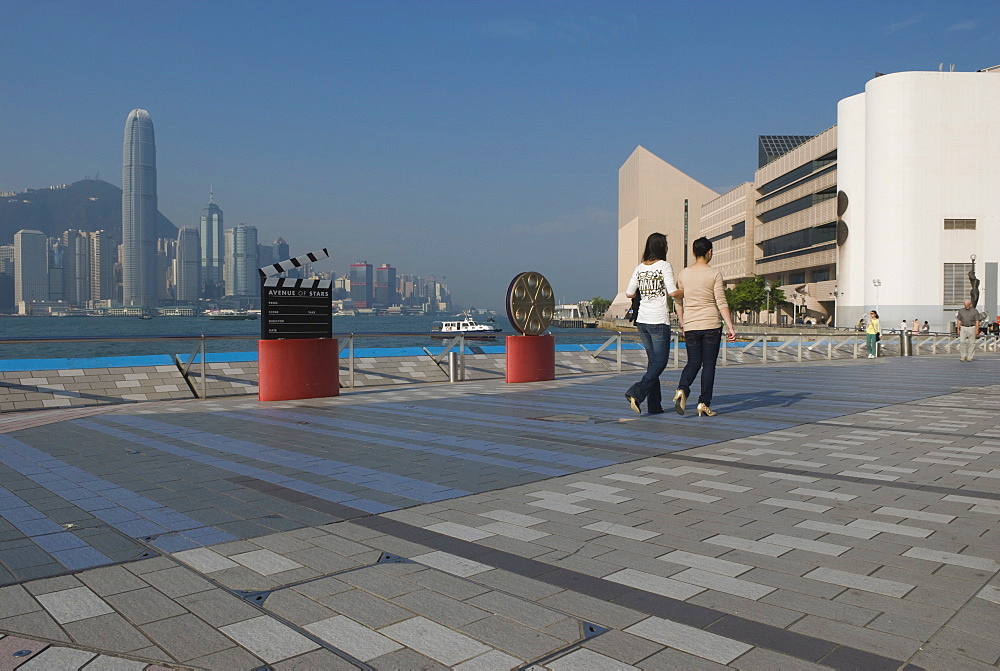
[259,248,333,340]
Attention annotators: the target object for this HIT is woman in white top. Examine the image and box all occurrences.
[624,232,681,415]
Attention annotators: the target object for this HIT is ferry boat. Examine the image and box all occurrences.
[206,310,258,321]
[431,317,503,340]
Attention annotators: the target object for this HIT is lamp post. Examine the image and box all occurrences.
[872,279,881,314]
[800,295,807,323]
[765,282,772,326]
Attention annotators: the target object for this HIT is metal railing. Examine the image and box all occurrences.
[1,329,997,401]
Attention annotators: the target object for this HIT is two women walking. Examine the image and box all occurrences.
[625,234,736,417]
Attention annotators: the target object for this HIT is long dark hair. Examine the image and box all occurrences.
[642,232,668,262]
[870,310,879,319]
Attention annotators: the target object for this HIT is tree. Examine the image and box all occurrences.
[724,276,786,322]
[590,296,612,317]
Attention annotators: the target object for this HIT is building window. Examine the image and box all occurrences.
[944,219,976,230]
[943,263,974,305]
[732,221,745,239]
[754,243,837,264]
[812,268,831,282]
[757,151,836,196]
[759,187,837,223]
[760,222,837,258]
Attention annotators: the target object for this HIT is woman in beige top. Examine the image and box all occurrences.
[672,237,737,417]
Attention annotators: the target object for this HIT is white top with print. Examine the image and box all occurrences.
[626,260,677,324]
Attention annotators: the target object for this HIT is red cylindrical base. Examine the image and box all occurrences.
[506,335,555,383]
[258,339,339,402]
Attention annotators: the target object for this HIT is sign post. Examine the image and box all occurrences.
[257,248,339,401]
[505,271,556,383]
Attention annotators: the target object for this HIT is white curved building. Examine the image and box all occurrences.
[836,71,1000,331]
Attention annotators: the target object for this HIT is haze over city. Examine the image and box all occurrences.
[2,0,999,308]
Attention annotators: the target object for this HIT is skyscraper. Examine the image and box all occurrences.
[122,109,158,307]
[349,262,373,308]
[374,263,397,307]
[272,237,297,278]
[14,230,48,308]
[223,224,258,298]
[175,227,201,302]
[200,197,224,297]
[272,237,289,264]
[89,230,116,304]
[62,230,90,307]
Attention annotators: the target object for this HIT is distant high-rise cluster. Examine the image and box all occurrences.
[0,107,459,314]
[337,262,450,313]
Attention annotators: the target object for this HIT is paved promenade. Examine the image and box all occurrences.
[0,356,998,669]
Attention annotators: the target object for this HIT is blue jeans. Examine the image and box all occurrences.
[677,328,722,406]
[627,322,671,412]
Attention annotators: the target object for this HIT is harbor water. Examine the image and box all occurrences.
[0,315,620,360]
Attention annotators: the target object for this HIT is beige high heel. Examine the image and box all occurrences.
[697,403,717,417]
[673,389,686,416]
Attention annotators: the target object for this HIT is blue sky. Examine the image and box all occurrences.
[2,1,998,308]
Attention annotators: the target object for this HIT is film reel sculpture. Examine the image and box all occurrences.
[506,272,555,336]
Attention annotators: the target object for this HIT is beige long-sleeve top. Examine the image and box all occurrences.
[677,265,727,331]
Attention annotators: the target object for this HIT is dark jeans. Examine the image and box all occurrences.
[677,328,722,406]
[626,322,671,412]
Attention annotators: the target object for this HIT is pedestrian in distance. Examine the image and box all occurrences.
[956,299,980,362]
[624,232,682,415]
[899,319,907,334]
[921,321,930,333]
[865,310,880,358]
[671,237,738,417]
[911,318,919,334]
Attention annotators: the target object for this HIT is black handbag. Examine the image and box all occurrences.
[625,293,641,323]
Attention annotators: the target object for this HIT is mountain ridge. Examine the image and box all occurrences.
[0,179,178,244]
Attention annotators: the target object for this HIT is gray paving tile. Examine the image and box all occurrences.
[62,612,153,653]
[36,586,114,624]
[380,616,491,666]
[625,615,752,665]
[306,615,403,662]
[220,615,320,663]
[319,588,413,629]
[141,613,238,662]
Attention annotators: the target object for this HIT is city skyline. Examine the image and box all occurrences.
[2,1,999,308]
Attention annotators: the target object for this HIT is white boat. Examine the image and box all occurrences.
[206,309,258,321]
[431,317,503,340]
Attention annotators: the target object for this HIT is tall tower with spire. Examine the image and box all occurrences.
[121,109,158,307]
[200,189,224,298]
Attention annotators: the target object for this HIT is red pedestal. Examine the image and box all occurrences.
[506,335,555,383]
[258,339,339,402]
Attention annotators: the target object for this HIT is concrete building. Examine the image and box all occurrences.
[700,183,755,285]
[837,69,1000,331]
[612,146,718,316]
[14,229,48,310]
[620,67,1000,329]
[122,109,158,307]
[175,227,201,302]
[752,128,839,322]
[224,224,258,299]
